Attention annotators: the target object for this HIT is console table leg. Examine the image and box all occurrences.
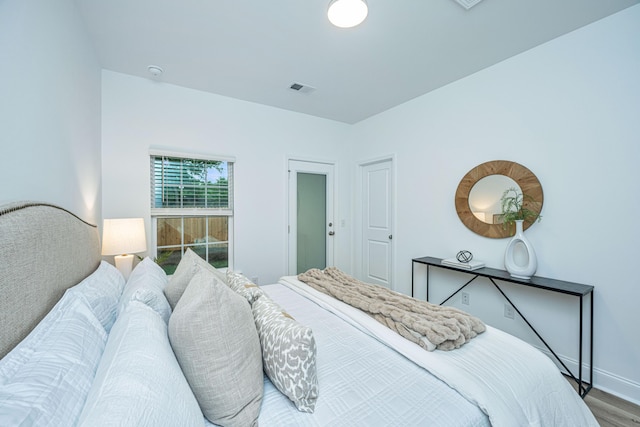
[489,279,577,386]
[579,295,584,396]
[411,261,415,298]
[426,265,430,302]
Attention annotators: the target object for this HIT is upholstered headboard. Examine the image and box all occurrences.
[0,202,101,358]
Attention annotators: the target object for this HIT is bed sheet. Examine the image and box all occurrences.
[205,282,489,427]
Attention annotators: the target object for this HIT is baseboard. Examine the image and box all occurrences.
[534,345,640,406]
[591,369,640,406]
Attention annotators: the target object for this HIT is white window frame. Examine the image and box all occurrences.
[149,149,235,271]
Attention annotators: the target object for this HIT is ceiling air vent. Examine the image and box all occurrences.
[289,82,316,94]
[454,0,483,10]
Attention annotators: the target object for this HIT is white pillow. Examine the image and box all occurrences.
[117,257,171,323]
[0,294,108,426]
[67,260,125,332]
[78,301,203,427]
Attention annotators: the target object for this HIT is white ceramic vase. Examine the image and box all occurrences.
[504,220,537,280]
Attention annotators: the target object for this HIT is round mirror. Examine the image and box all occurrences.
[469,175,520,224]
[455,160,543,238]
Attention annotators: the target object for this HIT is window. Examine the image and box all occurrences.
[150,150,234,274]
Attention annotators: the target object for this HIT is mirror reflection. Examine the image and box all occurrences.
[468,175,519,225]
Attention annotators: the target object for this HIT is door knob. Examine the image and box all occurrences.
[389,235,393,240]
[328,231,335,236]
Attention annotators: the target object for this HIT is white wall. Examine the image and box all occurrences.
[351,5,640,403]
[101,71,352,285]
[0,0,102,223]
[101,4,639,403]
[2,0,636,408]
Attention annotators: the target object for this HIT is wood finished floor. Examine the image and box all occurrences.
[577,384,640,427]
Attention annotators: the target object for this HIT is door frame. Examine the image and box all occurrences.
[287,158,336,275]
[356,155,396,289]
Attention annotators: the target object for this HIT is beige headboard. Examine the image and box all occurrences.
[0,202,101,359]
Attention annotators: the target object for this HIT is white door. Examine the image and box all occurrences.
[362,159,393,288]
[288,160,335,275]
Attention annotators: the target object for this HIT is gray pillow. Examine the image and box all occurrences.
[252,294,318,412]
[226,270,264,304]
[163,248,226,309]
[168,269,263,427]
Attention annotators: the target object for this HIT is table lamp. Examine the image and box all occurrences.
[101,218,147,280]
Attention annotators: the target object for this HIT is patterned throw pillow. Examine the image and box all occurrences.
[252,294,318,412]
[226,270,264,304]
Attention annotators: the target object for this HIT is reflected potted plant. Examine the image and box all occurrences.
[499,187,542,233]
[500,187,542,280]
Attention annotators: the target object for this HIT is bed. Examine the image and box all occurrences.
[0,201,599,426]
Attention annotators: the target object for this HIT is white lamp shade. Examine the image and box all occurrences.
[328,0,368,28]
[101,218,147,256]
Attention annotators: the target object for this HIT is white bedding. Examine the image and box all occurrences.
[0,256,597,427]
[278,276,599,427]
[206,281,490,427]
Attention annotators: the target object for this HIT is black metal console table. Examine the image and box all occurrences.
[411,256,594,397]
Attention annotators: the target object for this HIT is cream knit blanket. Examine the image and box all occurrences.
[297,267,485,351]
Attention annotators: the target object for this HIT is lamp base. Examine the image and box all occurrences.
[114,254,134,280]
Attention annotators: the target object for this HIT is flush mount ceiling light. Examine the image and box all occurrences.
[327,0,368,28]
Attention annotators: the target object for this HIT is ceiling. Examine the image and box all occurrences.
[75,0,638,124]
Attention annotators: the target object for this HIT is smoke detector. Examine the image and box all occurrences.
[147,65,164,76]
[454,0,483,10]
[289,82,316,94]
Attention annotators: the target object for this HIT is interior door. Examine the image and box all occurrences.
[362,159,393,288]
[288,160,335,275]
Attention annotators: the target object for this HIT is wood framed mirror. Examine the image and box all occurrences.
[455,160,543,239]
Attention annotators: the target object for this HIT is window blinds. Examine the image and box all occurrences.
[150,154,233,215]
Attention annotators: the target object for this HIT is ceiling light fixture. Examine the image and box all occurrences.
[327,0,368,28]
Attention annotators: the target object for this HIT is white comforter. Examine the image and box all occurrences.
[279,276,598,427]
[207,281,490,427]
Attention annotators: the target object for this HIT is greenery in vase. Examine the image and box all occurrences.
[499,187,542,231]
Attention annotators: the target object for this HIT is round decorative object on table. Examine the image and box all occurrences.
[504,220,537,279]
[456,250,473,263]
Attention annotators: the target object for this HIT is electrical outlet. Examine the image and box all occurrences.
[504,304,515,319]
[461,292,470,305]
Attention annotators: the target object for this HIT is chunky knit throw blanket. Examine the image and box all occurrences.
[297,267,485,351]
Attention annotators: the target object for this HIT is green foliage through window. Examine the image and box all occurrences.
[150,153,234,274]
[152,156,232,209]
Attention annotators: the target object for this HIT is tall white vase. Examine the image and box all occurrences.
[504,220,537,280]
